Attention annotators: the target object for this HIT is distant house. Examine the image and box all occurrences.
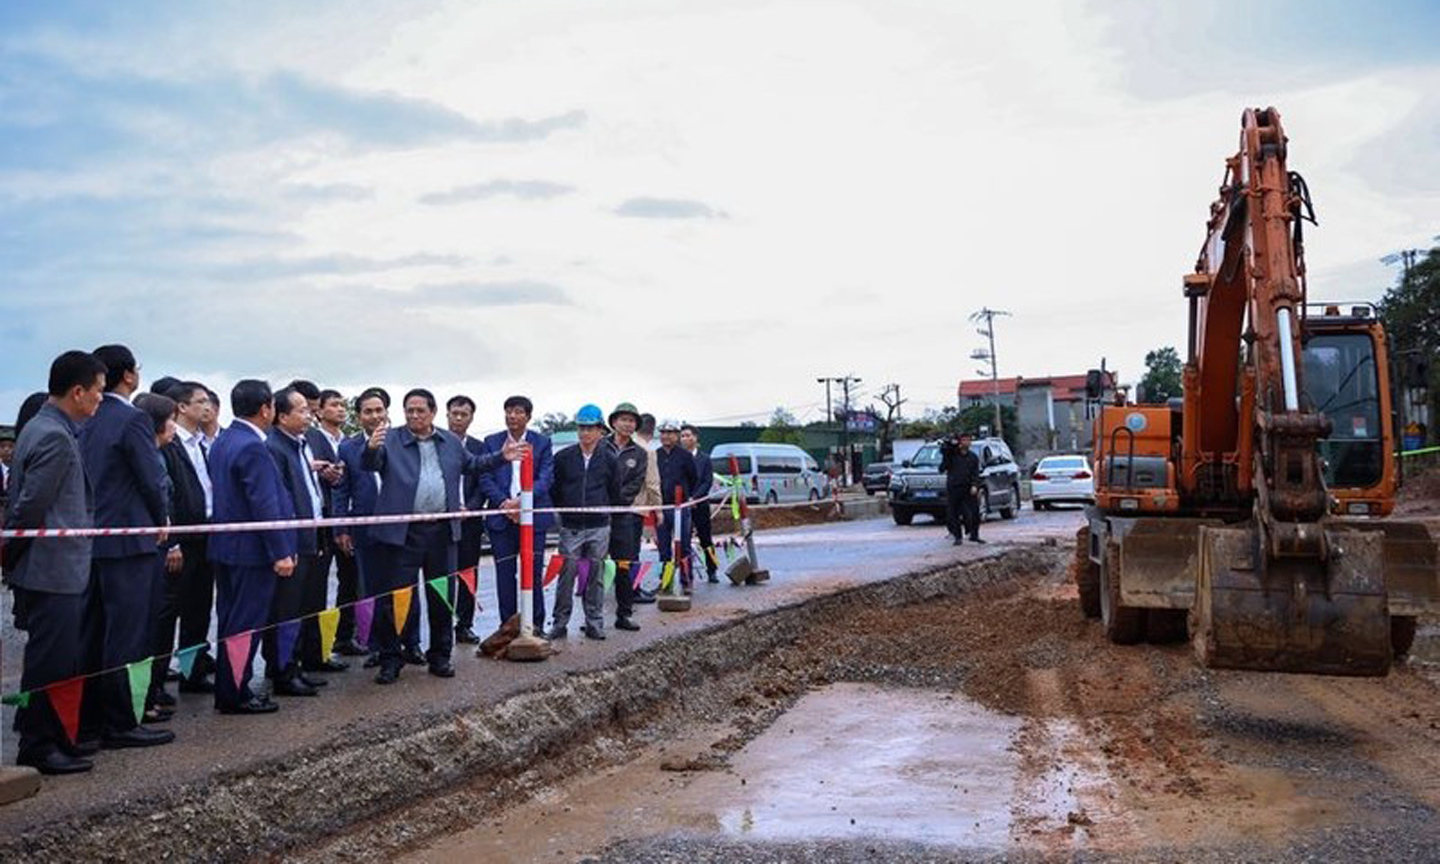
[957,372,1117,456]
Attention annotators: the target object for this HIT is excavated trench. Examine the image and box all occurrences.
[0,545,1066,863]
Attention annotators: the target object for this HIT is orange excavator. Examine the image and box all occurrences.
[1078,107,1439,676]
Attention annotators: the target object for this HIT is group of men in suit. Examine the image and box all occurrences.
[4,345,724,775]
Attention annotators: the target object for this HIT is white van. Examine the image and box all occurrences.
[711,443,831,505]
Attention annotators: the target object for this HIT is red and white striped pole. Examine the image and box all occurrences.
[507,447,550,660]
[658,483,692,612]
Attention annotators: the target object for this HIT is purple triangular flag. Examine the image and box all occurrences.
[355,597,375,648]
[277,621,301,669]
[576,558,592,595]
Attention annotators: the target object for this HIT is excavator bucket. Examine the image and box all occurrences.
[1116,517,1223,609]
[1192,524,1392,676]
[1332,520,1440,616]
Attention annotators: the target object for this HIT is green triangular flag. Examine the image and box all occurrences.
[1,691,30,708]
[428,576,455,614]
[603,558,617,590]
[127,660,153,725]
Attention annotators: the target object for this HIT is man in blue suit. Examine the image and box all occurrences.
[77,344,175,749]
[479,395,553,633]
[208,379,297,715]
[445,394,486,645]
[334,387,388,660]
[361,388,516,683]
[263,387,326,697]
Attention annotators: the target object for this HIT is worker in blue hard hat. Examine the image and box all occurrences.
[548,404,623,640]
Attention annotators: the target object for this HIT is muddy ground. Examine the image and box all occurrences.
[318,542,1440,863]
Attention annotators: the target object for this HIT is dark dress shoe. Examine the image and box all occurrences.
[402,647,428,666]
[217,697,279,715]
[633,589,657,604]
[615,618,640,632]
[428,662,456,678]
[970,536,986,544]
[707,574,720,583]
[61,737,102,758]
[178,676,215,694]
[298,672,329,688]
[583,625,607,641]
[152,688,177,708]
[375,666,400,685]
[18,748,94,775]
[273,678,319,697]
[143,706,174,724]
[953,537,964,546]
[546,626,568,640]
[455,627,480,645]
[305,659,349,673]
[102,725,176,749]
[363,652,381,669]
[333,639,369,657]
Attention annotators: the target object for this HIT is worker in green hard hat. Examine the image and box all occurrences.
[604,402,660,625]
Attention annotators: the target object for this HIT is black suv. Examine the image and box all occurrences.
[887,437,1022,526]
[862,461,892,495]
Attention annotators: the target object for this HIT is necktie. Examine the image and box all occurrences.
[198,438,210,471]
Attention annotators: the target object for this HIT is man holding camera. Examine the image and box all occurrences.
[940,432,983,546]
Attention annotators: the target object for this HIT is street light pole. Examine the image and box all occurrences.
[969,307,1011,438]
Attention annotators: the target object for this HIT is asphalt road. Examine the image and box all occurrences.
[0,504,1086,831]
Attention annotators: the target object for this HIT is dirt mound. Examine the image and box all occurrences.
[710,502,844,533]
[1398,464,1440,514]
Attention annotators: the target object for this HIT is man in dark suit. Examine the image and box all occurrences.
[654,418,698,586]
[289,380,351,669]
[313,387,364,657]
[164,381,217,692]
[208,380,297,714]
[362,388,514,683]
[681,424,720,582]
[4,350,107,774]
[263,387,327,697]
[77,344,175,750]
[446,394,485,644]
[479,395,552,631]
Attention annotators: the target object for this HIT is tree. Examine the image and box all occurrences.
[871,384,906,458]
[1379,246,1440,443]
[538,412,575,435]
[1139,346,1183,403]
[895,404,1017,451]
[758,406,803,445]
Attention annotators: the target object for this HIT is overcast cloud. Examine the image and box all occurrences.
[1,0,1437,428]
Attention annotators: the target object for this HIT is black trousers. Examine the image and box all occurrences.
[334,546,360,643]
[609,513,642,619]
[693,501,716,575]
[13,585,89,758]
[82,553,159,735]
[213,562,275,709]
[150,550,181,695]
[263,553,313,679]
[176,538,214,678]
[299,544,330,669]
[371,522,456,671]
[946,485,980,539]
[455,517,485,631]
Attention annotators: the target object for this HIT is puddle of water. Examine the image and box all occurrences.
[410,683,1107,862]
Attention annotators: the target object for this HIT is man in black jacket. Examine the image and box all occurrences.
[655,419,698,584]
[549,405,621,640]
[940,433,983,545]
[160,382,216,692]
[680,424,719,582]
[603,402,653,631]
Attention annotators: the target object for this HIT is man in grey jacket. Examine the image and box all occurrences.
[3,350,107,774]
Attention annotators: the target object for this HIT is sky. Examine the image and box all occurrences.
[2,0,1438,429]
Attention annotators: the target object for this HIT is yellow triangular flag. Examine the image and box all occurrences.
[392,587,413,636]
[660,561,674,591]
[318,607,340,659]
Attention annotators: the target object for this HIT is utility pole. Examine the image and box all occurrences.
[816,377,833,425]
[819,374,862,484]
[969,307,1011,438]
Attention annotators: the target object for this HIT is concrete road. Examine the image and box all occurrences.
[0,504,1084,831]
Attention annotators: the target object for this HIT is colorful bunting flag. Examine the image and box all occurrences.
[731,490,741,519]
[175,644,203,681]
[456,566,477,600]
[277,621,301,669]
[428,576,455,613]
[542,554,564,588]
[1,691,31,709]
[319,608,340,659]
[632,561,650,591]
[392,587,413,636]
[126,660,152,725]
[603,558,617,591]
[47,677,84,745]
[355,597,375,647]
[706,547,719,569]
[224,632,253,693]
[576,559,592,595]
[660,561,674,591]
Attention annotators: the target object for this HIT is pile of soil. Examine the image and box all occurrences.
[1398,464,1440,514]
[709,501,844,533]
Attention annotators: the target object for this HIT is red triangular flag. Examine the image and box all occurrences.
[457,566,478,599]
[542,554,564,588]
[224,631,253,693]
[47,677,84,745]
[632,561,652,590]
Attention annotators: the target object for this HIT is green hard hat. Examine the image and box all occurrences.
[608,402,641,426]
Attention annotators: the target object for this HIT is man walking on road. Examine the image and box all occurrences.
[940,432,983,545]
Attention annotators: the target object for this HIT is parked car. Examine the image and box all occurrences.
[862,461,893,495]
[1029,454,1094,509]
[711,442,831,505]
[887,437,1021,526]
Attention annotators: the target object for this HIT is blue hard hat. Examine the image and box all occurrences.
[576,403,605,427]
